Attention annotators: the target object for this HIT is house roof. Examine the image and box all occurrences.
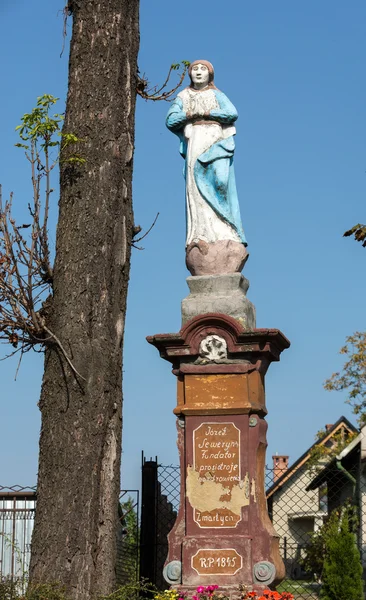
[266,415,357,499]
[306,425,364,491]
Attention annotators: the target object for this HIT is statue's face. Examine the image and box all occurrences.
[190,63,210,88]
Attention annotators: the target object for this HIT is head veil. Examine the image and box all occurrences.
[188,60,217,90]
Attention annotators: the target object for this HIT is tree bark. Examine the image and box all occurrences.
[29,2,140,599]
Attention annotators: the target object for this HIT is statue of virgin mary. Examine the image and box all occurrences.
[166,60,247,276]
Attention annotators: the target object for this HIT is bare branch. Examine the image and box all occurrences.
[43,325,86,381]
[60,3,72,58]
[131,212,159,250]
[137,62,190,102]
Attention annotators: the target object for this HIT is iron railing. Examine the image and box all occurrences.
[0,487,139,590]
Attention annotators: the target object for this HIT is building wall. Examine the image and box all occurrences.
[270,464,325,578]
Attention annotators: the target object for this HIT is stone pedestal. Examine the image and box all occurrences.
[182,274,256,328]
[147,313,290,596]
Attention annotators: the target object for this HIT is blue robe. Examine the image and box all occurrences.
[166,88,247,246]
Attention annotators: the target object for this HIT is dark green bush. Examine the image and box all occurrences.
[0,581,68,600]
[320,507,363,600]
[26,583,68,600]
[0,577,20,600]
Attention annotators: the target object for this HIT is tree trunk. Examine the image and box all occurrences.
[29,2,140,599]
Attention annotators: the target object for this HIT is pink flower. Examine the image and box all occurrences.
[197,588,205,594]
[192,595,199,600]
[205,586,219,594]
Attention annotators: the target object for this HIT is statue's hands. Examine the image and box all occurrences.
[186,109,211,120]
[194,107,207,118]
[187,110,203,119]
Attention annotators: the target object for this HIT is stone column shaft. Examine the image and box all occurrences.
[147,313,290,595]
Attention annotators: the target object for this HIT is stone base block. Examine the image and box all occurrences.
[181,273,256,328]
[186,239,248,276]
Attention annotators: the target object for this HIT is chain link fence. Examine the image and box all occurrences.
[117,490,140,586]
[142,456,365,599]
[140,459,180,590]
[3,445,365,600]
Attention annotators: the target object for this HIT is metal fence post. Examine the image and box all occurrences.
[140,456,158,585]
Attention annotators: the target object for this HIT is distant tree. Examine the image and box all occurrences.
[344,223,366,248]
[324,332,366,425]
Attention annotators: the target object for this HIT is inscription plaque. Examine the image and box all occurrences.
[192,422,241,528]
[191,548,242,576]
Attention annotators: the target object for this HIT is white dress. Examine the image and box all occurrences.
[177,87,241,247]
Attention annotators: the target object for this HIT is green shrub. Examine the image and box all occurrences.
[99,579,156,600]
[0,577,20,600]
[320,507,363,600]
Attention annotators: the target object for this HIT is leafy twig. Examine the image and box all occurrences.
[0,95,85,375]
[137,61,190,102]
[344,223,366,247]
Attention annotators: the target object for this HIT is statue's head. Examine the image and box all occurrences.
[188,60,215,90]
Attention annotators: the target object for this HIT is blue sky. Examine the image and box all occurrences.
[0,1,365,491]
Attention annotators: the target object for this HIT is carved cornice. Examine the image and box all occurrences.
[147,313,290,376]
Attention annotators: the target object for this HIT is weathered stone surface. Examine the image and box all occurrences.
[147,315,290,593]
[180,372,266,416]
[189,422,242,528]
[191,548,243,576]
[186,240,248,276]
[182,273,256,327]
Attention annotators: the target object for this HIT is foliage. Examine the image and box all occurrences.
[0,581,68,600]
[154,587,293,600]
[344,223,366,247]
[0,577,20,600]
[137,61,190,102]
[118,497,139,583]
[192,585,229,600]
[324,331,366,425]
[320,506,363,600]
[154,590,186,600]
[306,426,358,475]
[301,508,339,581]
[0,95,85,373]
[275,580,316,595]
[154,586,226,600]
[240,589,293,600]
[302,503,359,588]
[25,583,68,600]
[302,525,327,582]
[99,579,156,600]
[0,582,294,600]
